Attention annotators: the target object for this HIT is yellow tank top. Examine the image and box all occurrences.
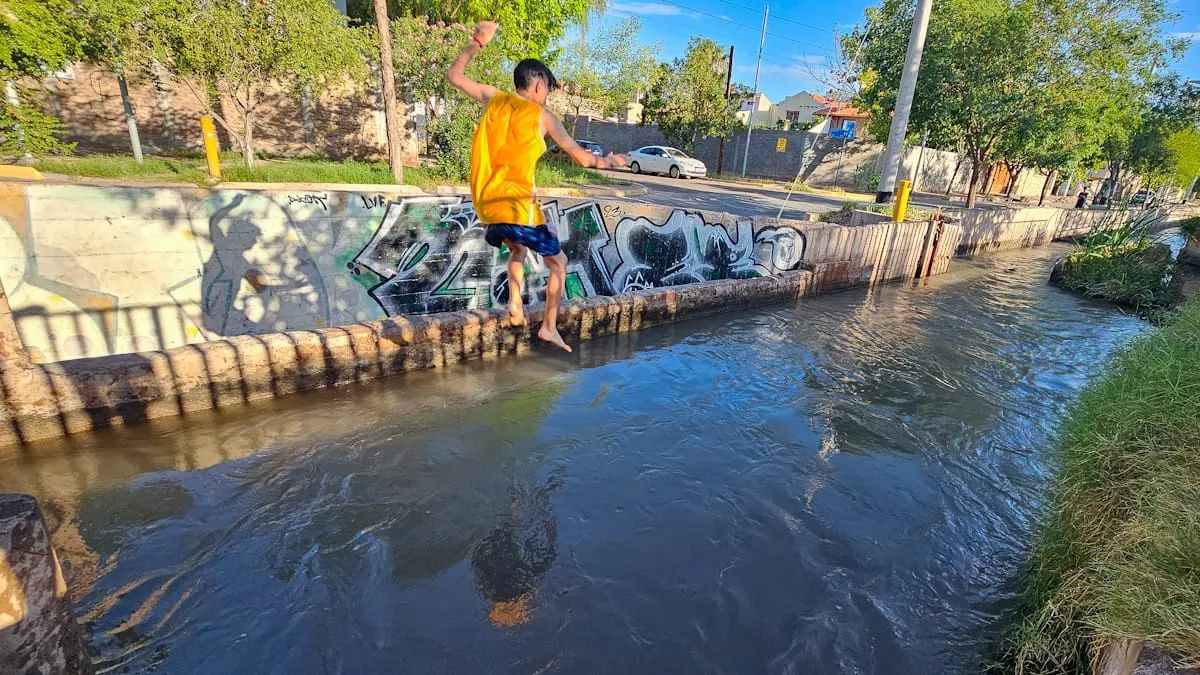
[469,91,546,226]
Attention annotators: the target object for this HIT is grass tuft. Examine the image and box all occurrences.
[1002,297,1200,673]
[1052,211,1178,320]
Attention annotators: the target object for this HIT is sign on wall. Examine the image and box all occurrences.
[775,138,787,153]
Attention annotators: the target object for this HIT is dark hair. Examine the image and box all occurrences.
[514,58,559,92]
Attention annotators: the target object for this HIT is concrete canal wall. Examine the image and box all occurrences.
[1,182,940,363]
[0,180,962,446]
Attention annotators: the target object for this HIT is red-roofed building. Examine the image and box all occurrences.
[776,91,830,127]
[811,101,872,134]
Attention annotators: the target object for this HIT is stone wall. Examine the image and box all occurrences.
[1,181,954,363]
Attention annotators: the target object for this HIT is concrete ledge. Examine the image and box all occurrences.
[0,494,93,674]
[432,184,648,198]
[0,271,812,447]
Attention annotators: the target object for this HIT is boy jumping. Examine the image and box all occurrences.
[446,21,628,352]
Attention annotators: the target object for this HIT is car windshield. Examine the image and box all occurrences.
[666,148,691,158]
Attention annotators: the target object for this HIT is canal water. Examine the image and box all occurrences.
[0,244,1150,674]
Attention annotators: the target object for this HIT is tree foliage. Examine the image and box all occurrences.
[391,16,505,177]
[854,0,1178,207]
[0,0,77,157]
[641,37,736,151]
[160,0,372,168]
[348,0,601,60]
[555,17,658,131]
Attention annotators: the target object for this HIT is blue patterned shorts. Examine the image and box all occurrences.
[484,224,562,257]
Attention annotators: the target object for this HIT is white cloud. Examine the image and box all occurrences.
[1173,31,1200,41]
[609,2,684,16]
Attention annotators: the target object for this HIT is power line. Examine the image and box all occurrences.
[711,0,830,33]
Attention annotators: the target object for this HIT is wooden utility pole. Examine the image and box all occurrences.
[373,0,404,183]
[717,45,734,175]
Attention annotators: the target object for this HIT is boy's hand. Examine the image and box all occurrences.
[603,153,630,169]
[472,21,499,47]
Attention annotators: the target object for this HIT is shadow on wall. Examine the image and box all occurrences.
[201,193,330,337]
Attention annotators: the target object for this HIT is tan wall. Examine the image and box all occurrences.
[955,206,1164,256]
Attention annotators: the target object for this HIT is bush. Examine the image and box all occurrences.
[1179,215,1200,241]
[0,101,74,159]
[852,164,880,192]
[1051,211,1178,319]
[430,112,477,181]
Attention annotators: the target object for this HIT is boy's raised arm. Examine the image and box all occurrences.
[446,21,500,104]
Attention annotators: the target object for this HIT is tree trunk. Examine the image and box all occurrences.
[151,60,176,147]
[946,154,965,197]
[1038,169,1056,206]
[965,160,982,209]
[116,73,144,163]
[373,0,404,183]
[243,112,254,169]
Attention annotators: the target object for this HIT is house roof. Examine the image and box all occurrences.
[814,101,869,118]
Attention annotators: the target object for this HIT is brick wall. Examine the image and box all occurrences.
[39,63,413,160]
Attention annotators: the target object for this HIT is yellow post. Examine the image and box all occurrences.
[893,179,912,222]
[200,115,221,179]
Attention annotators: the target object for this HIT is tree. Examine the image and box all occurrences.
[70,0,164,162]
[641,38,738,151]
[1167,128,1200,191]
[854,0,1176,208]
[555,16,658,133]
[347,0,600,60]
[392,17,506,149]
[0,0,77,159]
[162,0,372,169]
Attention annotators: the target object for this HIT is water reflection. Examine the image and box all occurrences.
[0,243,1152,673]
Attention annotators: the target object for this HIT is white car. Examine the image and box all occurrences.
[628,146,707,179]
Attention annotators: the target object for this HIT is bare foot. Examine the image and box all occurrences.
[508,306,526,327]
[537,325,573,352]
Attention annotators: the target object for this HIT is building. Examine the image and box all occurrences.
[775,91,828,127]
[809,101,871,135]
[736,93,778,127]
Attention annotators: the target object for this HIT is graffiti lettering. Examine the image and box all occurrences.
[352,197,807,316]
[359,194,387,209]
[287,193,329,210]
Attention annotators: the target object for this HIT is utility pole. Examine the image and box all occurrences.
[875,0,933,203]
[373,0,404,183]
[1186,174,1198,203]
[741,5,768,177]
[117,73,143,163]
[717,45,734,175]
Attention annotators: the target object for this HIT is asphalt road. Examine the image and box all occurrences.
[596,169,1033,218]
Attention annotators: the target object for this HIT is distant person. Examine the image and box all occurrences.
[1075,188,1090,209]
[445,21,629,352]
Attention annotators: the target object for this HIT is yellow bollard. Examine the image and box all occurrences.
[200,115,221,179]
[893,179,912,222]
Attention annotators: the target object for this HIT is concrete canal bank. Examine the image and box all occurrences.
[0,180,1182,447]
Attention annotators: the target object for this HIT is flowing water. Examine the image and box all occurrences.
[0,244,1152,674]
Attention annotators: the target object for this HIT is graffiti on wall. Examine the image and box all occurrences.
[350,197,807,316]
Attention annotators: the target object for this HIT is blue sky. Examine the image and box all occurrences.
[583,0,1200,103]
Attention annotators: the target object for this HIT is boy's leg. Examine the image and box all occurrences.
[505,240,527,325]
[536,252,571,352]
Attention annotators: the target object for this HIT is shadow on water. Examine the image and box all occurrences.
[0,243,1153,674]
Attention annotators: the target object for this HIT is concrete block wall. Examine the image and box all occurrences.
[2,181,949,363]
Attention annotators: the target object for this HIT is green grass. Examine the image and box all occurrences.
[1004,296,1200,673]
[1052,212,1178,320]
[33,153,619,190]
